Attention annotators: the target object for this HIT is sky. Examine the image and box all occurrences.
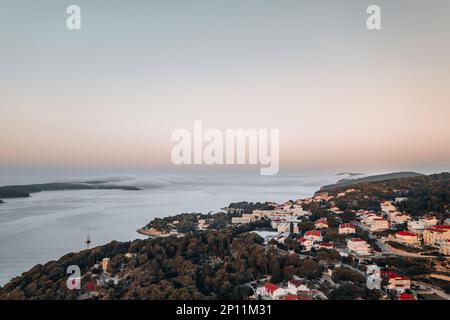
[1,0,449,173]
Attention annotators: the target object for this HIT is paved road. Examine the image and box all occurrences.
[412,280,450,300]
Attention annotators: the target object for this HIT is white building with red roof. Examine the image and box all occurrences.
[287,279,310,294]
[382,271,411,293]
[304,230,322,242]
[329,206,344,214]
[338,223,356,235]
[256,283,286,300]
[423,225,450,245]
[317,242,334,250]
[346,238,371,256]
[297,237,314,251]
[395,231,419,245]
[314,218,328,229]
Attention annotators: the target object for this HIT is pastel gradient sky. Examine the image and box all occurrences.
[1,0,449,172]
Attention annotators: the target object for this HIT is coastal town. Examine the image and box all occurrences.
[131,174,450,301]
[226,194,450,300]
[1,173,449,300]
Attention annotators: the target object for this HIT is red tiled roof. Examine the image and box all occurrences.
[381,271,409,280]
[305,230,321,237]
[349,238,364,242]
[319,242,333,247]
[339,223,355,229]
[289,280,304,287]
[399,293,415,300]
[427,226,450,233]
[264,283,279,293]
[396,231,417,237]
[284,295,299,300]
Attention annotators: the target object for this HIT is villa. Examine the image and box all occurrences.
[423,226,450,245]
[382,271,411,293]
[346,238,371,256]
[256,283,286,300]
[395,231,419,245]
[338,223,356,235]
[304,230,322,242]
[314,218,328,229]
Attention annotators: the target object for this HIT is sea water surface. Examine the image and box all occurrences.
[0,170,340,285]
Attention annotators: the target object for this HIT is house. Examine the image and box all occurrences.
[304,230,322,242]
[395,231,419,245]
[297,237,314,251]
[277,221,300,234]
[338,223,356,235]
[336,189,357,198]
[277,222,290,233]
[423,226,450,245]
[197,219,209,230]
[368,218,389,232]
[407,220,426,234]
[271,219,283,229]
[289,206,311,217]
[380,201,396,215]
[356,209,372,217]
[256,283,286,300]
[439,240,450,256]
[231,216,252,224]
[318,242,334,250]
[287,279,310,294]
[314,192,334,202]
[101,258,111,273]
[390,213,411,225]
[329,206,343,214]
[346,238,371,256]
[243,213,260,222]
[225,207,244,214]
[419,216,438,227]
[381,271,410,293]
[275,233,288,244]
[252,209,273,218]
[314,218,328,229]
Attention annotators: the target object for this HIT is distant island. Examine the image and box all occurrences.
[0,180,141,203]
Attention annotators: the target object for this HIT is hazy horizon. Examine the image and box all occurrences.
[1,0,450,171]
